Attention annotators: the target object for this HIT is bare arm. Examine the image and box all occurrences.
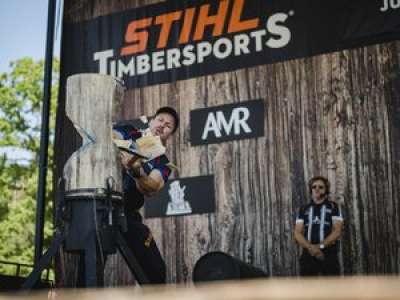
[119,150,165,198]
[294,222,324,259]
[134,169,165,197]
[294,223,312,249]
[322,221,343,247]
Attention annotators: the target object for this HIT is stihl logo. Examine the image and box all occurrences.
[93,0,293,79]
[120,0,290,56]
[380,0,400,11]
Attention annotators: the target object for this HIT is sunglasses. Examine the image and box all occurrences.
[312,185,325,190]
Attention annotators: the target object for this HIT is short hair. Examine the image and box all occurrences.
[155,106,179,133]
[308,176,330,195]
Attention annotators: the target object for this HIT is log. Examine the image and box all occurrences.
[58,74,132,286]
[63,73,123,193]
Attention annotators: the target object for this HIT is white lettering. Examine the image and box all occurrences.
[250,30,267,52]
[197,42,212,63]
[381,0,400,11]
[216,111,235,136]
[93,49,114,74]
[232,107,251,134]
[265,13,291,48]
[214,38,233,59]
[137,54,150,75]
[182,44,196,66]
[381,0,389,11]
[202,113,221,140]
[117,58,135,78]
[92,12,293,82]
[110,60,116,77]
[167,48,181,69]
[152,51,165,72]
[234,34,250,56]
[201,107,252,140]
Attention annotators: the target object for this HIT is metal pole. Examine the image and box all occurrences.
[34,0,57,265]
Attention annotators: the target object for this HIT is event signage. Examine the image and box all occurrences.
[62,0,400,89]
[144,176,215,218]
[380,0,400,11]
[190,100,264,146]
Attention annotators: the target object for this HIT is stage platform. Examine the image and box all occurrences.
[1,276,400,300]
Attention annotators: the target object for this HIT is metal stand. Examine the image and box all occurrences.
[22,183,149,290]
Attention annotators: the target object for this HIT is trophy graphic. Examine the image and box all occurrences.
[166,181,192,216]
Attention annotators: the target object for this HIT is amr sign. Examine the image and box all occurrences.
[190,100,264,146]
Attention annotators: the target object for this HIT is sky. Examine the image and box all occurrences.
[0,0,62,161]
[0,1,62,72]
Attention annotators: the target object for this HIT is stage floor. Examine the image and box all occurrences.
[1,276,400,300]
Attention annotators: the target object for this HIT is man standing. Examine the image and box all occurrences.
[294,176,344,276]
[113,106,179,284]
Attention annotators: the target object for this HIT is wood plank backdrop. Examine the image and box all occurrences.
[55,0,400,286]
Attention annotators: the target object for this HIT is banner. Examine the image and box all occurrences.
[144,176,215,218]
[190,100,265,146]
[62,0,400,89]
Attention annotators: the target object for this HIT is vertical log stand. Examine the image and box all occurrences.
[22,74,148,290]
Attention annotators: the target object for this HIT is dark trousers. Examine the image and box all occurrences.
[300,249,340,276]
[121,211,166,284]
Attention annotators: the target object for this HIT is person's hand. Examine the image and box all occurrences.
[314,250,325,261]
[130,159,144,176]
[119,151,141,170]
[307,244,318,256]
[307,244,325,260]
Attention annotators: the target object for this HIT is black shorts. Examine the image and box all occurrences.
[300,248,340,276]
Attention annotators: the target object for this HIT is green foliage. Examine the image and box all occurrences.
[0,57,59,277]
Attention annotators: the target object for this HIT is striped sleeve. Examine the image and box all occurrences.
[332,203,344,223]
[296,207,305,224]
[142,155,172,183]
[113,124,141,140]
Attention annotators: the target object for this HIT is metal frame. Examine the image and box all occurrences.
[34,0,57,265]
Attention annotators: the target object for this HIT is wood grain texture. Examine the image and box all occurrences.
[57,74,132,286]
[63,74,124,191]
[55,0,400,286]
[4,277,400,300]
